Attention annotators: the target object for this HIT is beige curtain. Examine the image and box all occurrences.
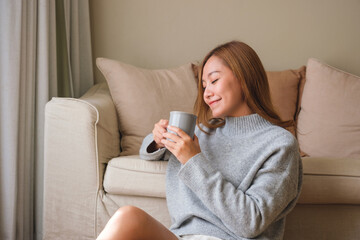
[0,0,93,239]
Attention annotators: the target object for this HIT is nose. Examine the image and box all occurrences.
[203,86,214,99]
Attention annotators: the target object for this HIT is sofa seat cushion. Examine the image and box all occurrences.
[298,157,360,204]
[103,155,167,198]
[104,156,360,204]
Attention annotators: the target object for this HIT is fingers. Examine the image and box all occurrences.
[159,119,169,128]
[166,126,189,139]
[152,120,193,151]
[160,137,176,150]
[152,119,169,147]
[162,131,181,143]
[161,132,201,165]
[161,127,191,150]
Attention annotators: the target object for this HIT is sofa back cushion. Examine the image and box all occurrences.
[297,58,360,158]
[96,58,197,155]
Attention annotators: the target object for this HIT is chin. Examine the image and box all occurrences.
[211,110,223,119]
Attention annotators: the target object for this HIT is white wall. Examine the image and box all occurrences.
[90,0,360,83]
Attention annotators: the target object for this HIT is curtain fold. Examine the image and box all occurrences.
[0,0,94,239]
[0,1,37,239]
[55,0,94,98]
[55,0,73,97]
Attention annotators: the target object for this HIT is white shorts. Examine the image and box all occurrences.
[177,235,223,240]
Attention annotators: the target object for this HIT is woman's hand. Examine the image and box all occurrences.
[161,126,201,164]
[152,119,169,150]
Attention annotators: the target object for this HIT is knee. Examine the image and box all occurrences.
[112,205,147,229]
[115,205,144,218]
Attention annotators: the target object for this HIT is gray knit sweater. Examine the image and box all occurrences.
[139,114,302,240]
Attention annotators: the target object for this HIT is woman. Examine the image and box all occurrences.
[97,41,302,240]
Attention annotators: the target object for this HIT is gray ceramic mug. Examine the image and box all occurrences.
[168,111,197,138]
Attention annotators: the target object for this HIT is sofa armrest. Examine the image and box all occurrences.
[80,82,121,170]
[43,82,120,239]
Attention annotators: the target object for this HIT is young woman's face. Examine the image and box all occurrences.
[202,55,252,118]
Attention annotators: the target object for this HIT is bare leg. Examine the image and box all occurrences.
[97,205,179,240]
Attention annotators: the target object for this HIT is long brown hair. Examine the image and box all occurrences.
[194,41,293,133]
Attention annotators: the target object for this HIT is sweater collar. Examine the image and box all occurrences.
[222,114,272,136]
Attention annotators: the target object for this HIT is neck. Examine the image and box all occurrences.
[222,114,271,136]
[228,102,254,118]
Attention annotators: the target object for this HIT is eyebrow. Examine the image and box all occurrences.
[202,71,220,83]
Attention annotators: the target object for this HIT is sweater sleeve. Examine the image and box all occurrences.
[139,133,169,161]
[177,141,302,239]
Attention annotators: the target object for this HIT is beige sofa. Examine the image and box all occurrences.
[43,58,360,239]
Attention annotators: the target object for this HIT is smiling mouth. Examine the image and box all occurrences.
[209,99,220,106]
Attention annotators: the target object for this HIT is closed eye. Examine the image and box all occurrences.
[211,79,219,84]
[202,79,219,90]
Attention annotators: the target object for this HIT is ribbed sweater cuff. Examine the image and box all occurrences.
[139,134,167,160]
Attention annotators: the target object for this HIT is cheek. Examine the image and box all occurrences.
[225,86,243,105]
[219,83,233,98]
[230,81,243,96]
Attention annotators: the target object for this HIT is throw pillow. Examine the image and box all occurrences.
[266,67,306,136]
[297,58,360,158]
[97,58,198,156]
